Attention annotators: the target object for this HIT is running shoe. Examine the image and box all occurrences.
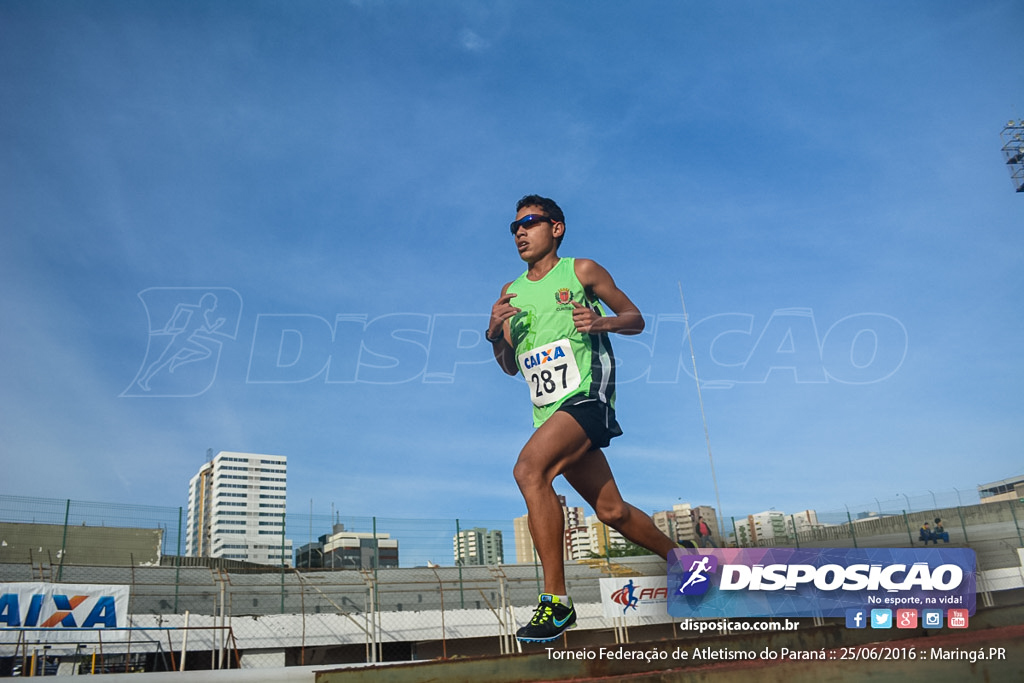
[516,594,577,642]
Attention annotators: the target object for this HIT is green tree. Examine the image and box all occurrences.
[589,541,655,558]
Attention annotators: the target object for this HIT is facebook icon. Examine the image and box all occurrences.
[845,608,867,629]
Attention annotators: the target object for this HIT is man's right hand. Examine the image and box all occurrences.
[488,292,520,342]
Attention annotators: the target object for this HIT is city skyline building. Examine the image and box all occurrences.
[513,513,534,564]
[453,527,504,566]
[185,450,293,566]
[585,514,626,556]
[734,510,788,546]
[296,523,399,570]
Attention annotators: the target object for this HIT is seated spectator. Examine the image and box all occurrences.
[919,522,937,544]
[932,517,950,543]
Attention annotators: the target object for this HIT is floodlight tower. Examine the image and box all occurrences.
[1001,120,1024,192]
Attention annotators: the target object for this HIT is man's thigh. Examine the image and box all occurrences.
[516,411,594,481]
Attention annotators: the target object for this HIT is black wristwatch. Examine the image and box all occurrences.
[485,328,504,344]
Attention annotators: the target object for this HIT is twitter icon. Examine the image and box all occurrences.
[870,609,892,629]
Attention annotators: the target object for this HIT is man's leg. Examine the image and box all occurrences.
[512,411,594,595]
[562,448,677,560]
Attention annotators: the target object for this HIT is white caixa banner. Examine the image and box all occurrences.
[599,575,669,618]
[0,582,131,644]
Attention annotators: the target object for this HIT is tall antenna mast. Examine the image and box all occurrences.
[678,283,725,540]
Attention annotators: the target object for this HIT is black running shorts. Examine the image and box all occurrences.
[556,394,623,449]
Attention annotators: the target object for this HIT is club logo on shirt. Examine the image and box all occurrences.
[554,288,574,305]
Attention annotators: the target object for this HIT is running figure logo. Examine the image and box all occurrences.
[122,288,242,397]
[676,555,718,596]
[611,579,640,614]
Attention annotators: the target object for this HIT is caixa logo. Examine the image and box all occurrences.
[1,593,119,628]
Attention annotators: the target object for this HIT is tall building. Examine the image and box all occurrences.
[586,514,626,556]
[693,505,721,546]
[651,502,707,546]
[513,514,534,564]
[673,503,697,543]
[562,498,590,560]
[513,496,593,563]
[453,527,504,566]
[186,451,293,566]
[734,510,787,546]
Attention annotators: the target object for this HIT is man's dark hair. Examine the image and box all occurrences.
[516,194,565,246]
[516,194,565,223]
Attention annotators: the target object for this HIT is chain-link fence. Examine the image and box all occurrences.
[2,491,1022,672]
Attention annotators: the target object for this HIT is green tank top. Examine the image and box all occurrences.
[506,257,617,426]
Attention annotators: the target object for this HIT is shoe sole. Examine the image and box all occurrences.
[515,623,577,643]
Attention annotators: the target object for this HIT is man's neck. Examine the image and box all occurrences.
[526,253,561,281]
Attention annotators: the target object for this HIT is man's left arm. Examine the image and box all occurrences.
[572,259,645,336]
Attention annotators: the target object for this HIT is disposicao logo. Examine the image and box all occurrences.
[667,548,976,620]
[674,555,718,595]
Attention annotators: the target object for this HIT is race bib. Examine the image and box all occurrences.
[517,339,582,407]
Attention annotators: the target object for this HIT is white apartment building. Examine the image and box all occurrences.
[453,527,504,566]
[513,496,595,563]
[586,514,626,556]
[186,451,293,566]
[513,514,534,564]
[651,503,714,546]
[734,510,787,546]
[787,509,820,536]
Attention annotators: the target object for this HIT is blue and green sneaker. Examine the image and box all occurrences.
[516,594,577,642]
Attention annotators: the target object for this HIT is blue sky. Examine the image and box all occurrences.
[1,1,1021,533]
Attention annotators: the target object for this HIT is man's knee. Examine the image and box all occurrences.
[597,502,631,529]
[513,458,545,491]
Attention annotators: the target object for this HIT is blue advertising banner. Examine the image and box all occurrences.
[667,548,975,619]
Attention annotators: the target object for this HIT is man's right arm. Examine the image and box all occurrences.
[488,284,520,376]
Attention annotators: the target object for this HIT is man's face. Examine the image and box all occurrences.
[512,205,562,261]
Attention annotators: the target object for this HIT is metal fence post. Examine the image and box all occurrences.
[175,507,182,614]
[1010,500,1024,547]
[847,511,858,548]
[455,519,465,609]
[902,511,914,545]
[956,505,969,544]
[280,510,287,614]
[57,499,71,581]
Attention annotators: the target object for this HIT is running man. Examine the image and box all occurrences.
[487,195,677,642]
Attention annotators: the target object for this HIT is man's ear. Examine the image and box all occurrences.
[551,221,565,239]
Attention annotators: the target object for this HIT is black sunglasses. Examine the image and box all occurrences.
[509,214,554,234]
